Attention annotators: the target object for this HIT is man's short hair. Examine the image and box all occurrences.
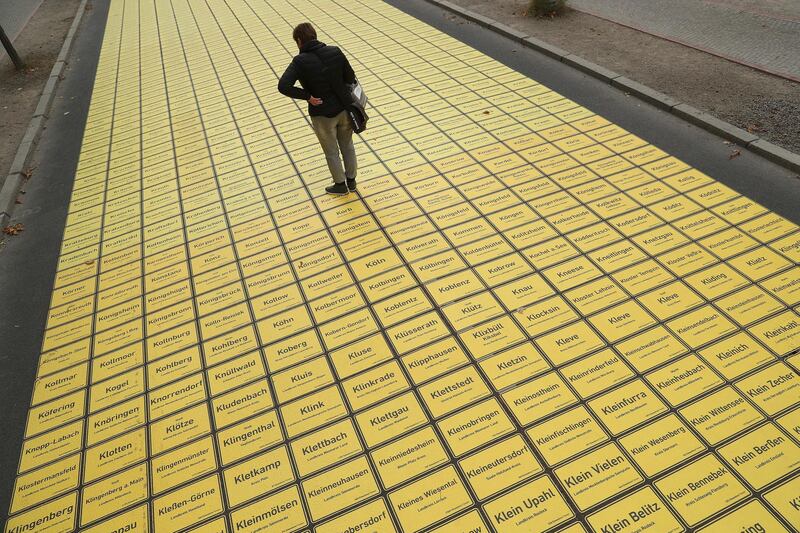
[293,23,317,45]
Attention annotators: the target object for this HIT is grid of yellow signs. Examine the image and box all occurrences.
[5,0,800,531]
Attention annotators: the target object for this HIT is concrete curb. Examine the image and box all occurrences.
[672,104,760,146]
[0,0,90,227]
[424,0,800,174]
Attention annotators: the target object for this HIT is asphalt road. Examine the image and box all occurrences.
[0,0,107,517]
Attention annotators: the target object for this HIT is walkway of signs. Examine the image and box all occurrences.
[5,0,800,531]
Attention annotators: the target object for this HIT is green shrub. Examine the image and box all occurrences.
[528,0,566,16]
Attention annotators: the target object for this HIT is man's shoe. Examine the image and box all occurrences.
[347,178,357,191]
[325,182,349,195]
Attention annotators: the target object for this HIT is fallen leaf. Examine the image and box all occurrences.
[729,150,741,159]
[2,223,24,236]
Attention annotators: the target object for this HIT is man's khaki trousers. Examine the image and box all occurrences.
[310,111,357,184]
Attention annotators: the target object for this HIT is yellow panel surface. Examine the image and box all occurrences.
[5,0,799,530]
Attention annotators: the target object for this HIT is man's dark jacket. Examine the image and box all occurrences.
[278,40,356,118]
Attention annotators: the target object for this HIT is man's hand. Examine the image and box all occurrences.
[309,96,323,106]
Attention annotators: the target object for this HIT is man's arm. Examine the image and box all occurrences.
[342,55,356,85]
[278,61,310,100]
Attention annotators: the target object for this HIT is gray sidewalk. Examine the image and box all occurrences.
[569,0,800,81]
[0,0,43,44]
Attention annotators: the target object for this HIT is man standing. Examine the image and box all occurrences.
[278,23,357,195]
